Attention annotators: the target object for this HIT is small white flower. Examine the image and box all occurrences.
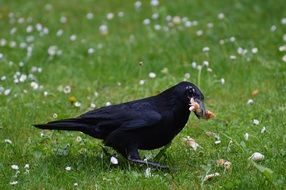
[184,21,192,27]
[74,183,78,187]
[184,73,190,79]
[0,39,7,46]
[249,152,264,161]
[229,36,236,42]
[139,80,145,85]
[197,65,202,70]
[152,13,159,20]
[214,140,221,144]
[251,48,258,54]
[202,47,210,53]
[9,181,18,185]
[218,12,225,19]
[191,61,197,69]
[244,133,249,141]
[63,85,71,94]
[42,27,49,35]
[65,166,72,171]
[134,1,142,9]
[154,24,161,31]
[196,30,203,36]
[279,45,286,51]
[70,34,77,41]
[106,102,112,106]
[253,119,260,125]
[99,24,108,35]
[4,89,11,96]
[76,136,82,142]
[4,139,12,144]
[24,164,29,169]
[74,101,81,107]
[0,86,4,94]
[144,167,152,177]
[166,15,172,22]
[220,78,225,85]
[247,99,254,105]
[86,12,94,20]
[148,72,156,78]
[26,25,33,33]
[53,113,58,119]
[60,16,67,23]
[229,55,237,60]
[9,41,17,48]
[207,22,214,28]
[11,164,19,170]
[19,74,27,82]
[106,13,114,20]
[203,60,209,66]
[56,29,63,37]
[270,25,276,32]
[48,45,58,56]
[261,127,266,133]
[10,27,17,35]
[44,91,48,96]
[282,55,286,62]
[31,82,39,90]
[118,12,124,17]
[90,103,96,108]
[36,23,43,31]
[172,16,181,24]
[44,4,53,11]
[143,19,150,25]
[18,17,25,24]
[88,48,95,54]
[150,0,159,7]
[281,17,286,25]
[110,156,118,165]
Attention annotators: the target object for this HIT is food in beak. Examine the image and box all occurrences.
[189,98,201,112]
[189,98,215,120]
[205,110,215,120]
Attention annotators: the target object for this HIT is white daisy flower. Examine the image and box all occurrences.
[148,72,156,78]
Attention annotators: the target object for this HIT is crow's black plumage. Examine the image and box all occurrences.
[34,81,206,169]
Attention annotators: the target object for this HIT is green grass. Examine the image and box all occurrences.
[1,0,286,189]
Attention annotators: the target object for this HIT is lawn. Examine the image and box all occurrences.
[0,0,286,189]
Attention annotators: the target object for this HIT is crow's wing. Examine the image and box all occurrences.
[78,101,162,131]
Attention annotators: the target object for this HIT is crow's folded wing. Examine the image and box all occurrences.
[119,110,162,131]
[78,101,162,131]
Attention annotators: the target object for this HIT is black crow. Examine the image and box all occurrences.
[34,81,208,169]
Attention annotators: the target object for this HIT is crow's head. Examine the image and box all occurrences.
[175,81,206,119]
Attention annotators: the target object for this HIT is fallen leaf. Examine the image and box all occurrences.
[216,159,231,170]
[182,136,199,151]
[249,152,264,161]
[251,89,259,97]
[204,172,220,181]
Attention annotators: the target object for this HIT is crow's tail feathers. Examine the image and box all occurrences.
[34,118,89,132]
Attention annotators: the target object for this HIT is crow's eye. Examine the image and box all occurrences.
[186,86,195,97]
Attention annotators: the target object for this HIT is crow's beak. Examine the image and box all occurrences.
[189,97,206,119]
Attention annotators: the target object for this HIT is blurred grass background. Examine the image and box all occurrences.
[0,0,285,189]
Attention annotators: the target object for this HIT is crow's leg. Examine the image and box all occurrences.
[154,143,171,161]
[127,146,169,170]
